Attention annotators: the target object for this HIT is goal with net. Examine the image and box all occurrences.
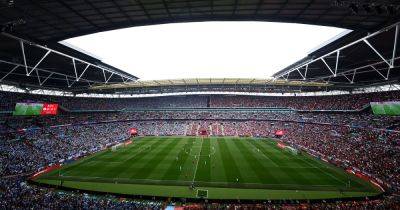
[111,143,124,151]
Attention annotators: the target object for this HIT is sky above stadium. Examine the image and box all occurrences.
[63,22,349,80]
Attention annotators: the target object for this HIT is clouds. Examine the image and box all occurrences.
[64,22,347,80]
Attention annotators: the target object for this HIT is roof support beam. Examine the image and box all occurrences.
[72,58,78,79]
[28,50,51,76]
[363,39,392,68]
[274,21,400,80]
[40,72,54,86]
[77,64,91,82]
[304,65,309,78]
[386,67,391,80]
[296,68,306,80]
[105,73,114,84]
[20,41,28,75]
[66,76,71,87]
[371,66,388,80]
[321,58,335,75]
[0,65,20,82]
[310,56,400,83]
[2,33,137,81]
[334,50,340,77]
[102,69,107,82]
[35,68,41,85]
[351,69,357,84]
[342,74,352,83]
[0,59,97,85]
[392,24,399,67]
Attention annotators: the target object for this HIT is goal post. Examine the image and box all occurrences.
[111,143,124,151]
[277,142,299,155]
[285,146,299,155]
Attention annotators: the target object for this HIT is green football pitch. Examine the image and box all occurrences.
[34,136,382,200]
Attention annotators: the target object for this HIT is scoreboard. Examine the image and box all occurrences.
[371,101,400,116]
[41,103,59,115]
[13,103,59,116]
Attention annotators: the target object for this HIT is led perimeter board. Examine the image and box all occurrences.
[371,102,400,116]
[13,103,59,116]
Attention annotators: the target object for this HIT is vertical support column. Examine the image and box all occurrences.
[391,24,399,67]
[351,70,357,84]
[304,65,308,78]
[335,50,340,77]
[20,40,28,75]
[72,58,78,80]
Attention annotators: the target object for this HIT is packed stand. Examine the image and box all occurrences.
[2,90,400,111]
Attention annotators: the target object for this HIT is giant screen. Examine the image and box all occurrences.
[371,102,400,116]
[13,103,59,116]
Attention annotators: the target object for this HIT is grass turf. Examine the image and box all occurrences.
[34,136,382,200]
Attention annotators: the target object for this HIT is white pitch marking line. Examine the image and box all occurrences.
[192,137,204,183]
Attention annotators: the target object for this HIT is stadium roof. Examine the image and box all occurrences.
[85,78,331,94]
[1,0,399,42]
[1,0,400,93]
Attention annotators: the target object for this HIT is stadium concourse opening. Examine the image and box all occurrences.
[1,0,400,208]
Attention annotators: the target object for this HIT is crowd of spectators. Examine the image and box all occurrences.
[178,196,400,209]
[2,90,400,111]
[2,110,399,136]
[0,177,163,209]
[209,91,400,110]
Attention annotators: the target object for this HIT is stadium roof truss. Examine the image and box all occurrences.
[0,33,137,90]
[274,21,400,87]
[85,78,331,95]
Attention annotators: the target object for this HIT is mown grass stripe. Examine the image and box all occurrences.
[195,138,211,182]
[162,138,195,181]
[217,138,243,183]
[100,138,170,178]
[232,139,279,184]
[130,137,184,179]
[209,138,227,182]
